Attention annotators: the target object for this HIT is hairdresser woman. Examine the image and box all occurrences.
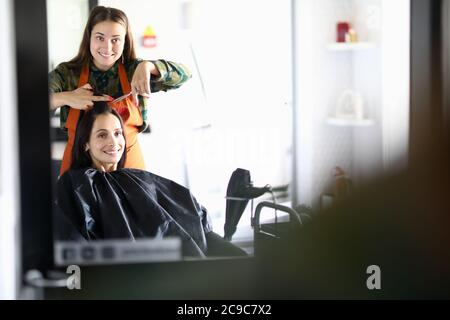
[49,6,191,175]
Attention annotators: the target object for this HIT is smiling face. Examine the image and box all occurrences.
[85,113,125,172]
[90,20,126,71]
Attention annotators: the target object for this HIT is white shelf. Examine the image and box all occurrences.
[326,117,375,127]
[327,42,376,51]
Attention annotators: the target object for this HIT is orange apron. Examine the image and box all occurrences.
[60,63,146,175]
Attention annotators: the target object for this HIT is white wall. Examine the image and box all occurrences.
[46,0,89,70]
[351,0,383,183]
[295,0,357,207]
[0,0,21,300]
[381,0,410,173]
[293,0,410,208]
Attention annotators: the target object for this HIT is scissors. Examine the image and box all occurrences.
[111,92,132,103]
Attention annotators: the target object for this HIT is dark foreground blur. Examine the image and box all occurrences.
[253,132,450,299]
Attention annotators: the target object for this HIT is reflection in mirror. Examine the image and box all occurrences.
[294,0,409,213]
[48,0,411,267]
[48,0,294,265]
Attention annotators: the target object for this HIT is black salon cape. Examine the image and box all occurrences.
[54,168,213,257]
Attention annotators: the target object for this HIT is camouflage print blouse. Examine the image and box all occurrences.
[49,59,192,132]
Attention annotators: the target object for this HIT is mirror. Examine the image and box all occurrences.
[47,0,410,266]
[48,0,294,264]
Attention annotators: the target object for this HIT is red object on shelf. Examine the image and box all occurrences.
[142,25,157,48]
[336,22,350,42]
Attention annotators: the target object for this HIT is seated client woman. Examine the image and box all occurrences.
[54,101,246,257]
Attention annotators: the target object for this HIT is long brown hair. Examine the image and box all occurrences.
[66,6,136,69]
[71,100,127,170]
